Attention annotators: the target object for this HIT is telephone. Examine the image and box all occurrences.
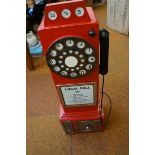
[38,0,109,134]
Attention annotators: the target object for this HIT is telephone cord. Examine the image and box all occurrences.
[99,75,112,126]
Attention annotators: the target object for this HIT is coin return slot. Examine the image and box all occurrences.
[77,120,101,132]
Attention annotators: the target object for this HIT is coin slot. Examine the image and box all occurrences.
[62,9,71,19]
[75,7,84,17]
[48,11,57,20]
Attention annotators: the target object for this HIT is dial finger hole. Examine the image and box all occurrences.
[54,66,60,72]
[66,40,74,47]
[85,48,93,55]
[88,56,96,63]
[61,71,68,76]
[50,50,57,57]
[77,41,85,49]
[70,72,77,78]
[55,43,63,50]
[66,68,69,71]
[49,59,56,65]
[86,64,93,70]
[79,70,86,75]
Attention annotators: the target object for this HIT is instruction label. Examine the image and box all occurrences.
[60,84,95,106]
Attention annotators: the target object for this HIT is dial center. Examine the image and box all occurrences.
[65,56,78,67]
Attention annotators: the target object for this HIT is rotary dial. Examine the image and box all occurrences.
[46,37,96,78]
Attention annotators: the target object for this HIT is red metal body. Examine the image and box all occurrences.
[38,0,104,133]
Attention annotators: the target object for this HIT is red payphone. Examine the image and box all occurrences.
[38,0,109,134]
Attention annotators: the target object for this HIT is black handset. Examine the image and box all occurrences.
[99,29,109,75]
